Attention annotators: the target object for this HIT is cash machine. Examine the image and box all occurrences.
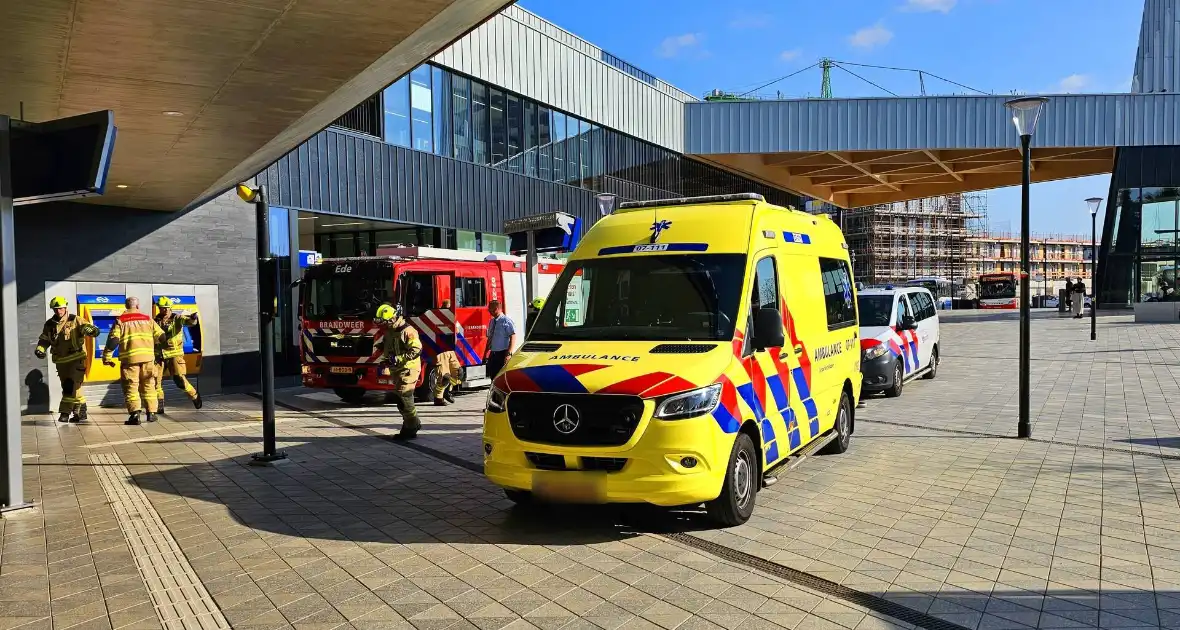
[152,295,204,376]
[76,294,126,385]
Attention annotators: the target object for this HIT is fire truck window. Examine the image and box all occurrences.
[454,278,486,307]
[402,273,436,316]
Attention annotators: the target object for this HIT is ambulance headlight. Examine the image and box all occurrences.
[862,342,888,361]
[486,385,508,413]
[654,384,721,420]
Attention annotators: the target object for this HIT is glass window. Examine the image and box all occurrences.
[567,116,581,183]
[1140,194,1177,255]
[400,272,437,317]
[552,111,566,182]
[819,257,856,329]
[382,76,410,147]
[752,257,778,311]
[472,81,489,165]
[524,101,537,178]
[506,93,522,173]
[457,229,478,251]
[490,88,506,167]
[538,106,552,181]
[432,66,450,157]
[895,295,913,326]
[856,295,894,327]
[482,233,511,254]
[580,120,593,185]
[455,278,487,307]
[451,75,471,162]
[409,65,433,153]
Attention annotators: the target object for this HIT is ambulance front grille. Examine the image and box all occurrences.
[507,393,643,447]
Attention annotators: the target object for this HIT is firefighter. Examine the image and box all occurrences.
[102,297,166,426]
[35,296,100,423]
[432,350,462,406]
[375,303,422,439]
[153,297,202,414]
[526,297,545,335]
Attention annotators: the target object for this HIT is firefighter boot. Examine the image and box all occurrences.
[57,412,70,423]
[444,389,456,404]
[146,412,158,423]
[78,404,88,422]
[434,397,447,406]
[125,412,141,426]
[157,400,165,416]
[193,395,202,410]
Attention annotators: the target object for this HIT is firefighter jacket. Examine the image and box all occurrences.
[103,311,165,365]
[155,313,198,359]
[381,323,422,373]
[37,315,99,364]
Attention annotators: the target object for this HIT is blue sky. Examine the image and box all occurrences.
[519,0,1144,237]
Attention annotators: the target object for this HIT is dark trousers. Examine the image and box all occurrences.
[486,350,510,379]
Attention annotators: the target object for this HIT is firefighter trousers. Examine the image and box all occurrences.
[56,360,87,414]
[431,351,462,401]
[121,362,158,413]
[156,357,198,401]
[392,368,421,434]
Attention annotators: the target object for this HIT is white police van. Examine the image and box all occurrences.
[856,286,941,398]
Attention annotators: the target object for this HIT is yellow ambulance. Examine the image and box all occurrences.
[483,193,861,525]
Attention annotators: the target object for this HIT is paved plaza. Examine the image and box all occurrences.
[4,313,1180,630]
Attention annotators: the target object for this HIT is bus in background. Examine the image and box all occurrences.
[978,272,1018,309]
[904,277,952,309]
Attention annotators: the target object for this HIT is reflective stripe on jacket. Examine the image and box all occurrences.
[103,312,165,365]
[381,324,422,373]
[155,313,197,359]
[37,315,99,364]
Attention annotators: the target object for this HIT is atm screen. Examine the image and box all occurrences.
[93,318,119,358]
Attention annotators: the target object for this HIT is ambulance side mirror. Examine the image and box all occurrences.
[753,307,785,351]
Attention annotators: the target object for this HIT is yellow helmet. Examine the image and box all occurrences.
[531,297,545,310]
[375,303,401,322]
[49,296,68,309]
[156,296,174,308]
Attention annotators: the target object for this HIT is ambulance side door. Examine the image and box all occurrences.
[744,251,791,465]
[778,253,829,446]
[816,255,858,423]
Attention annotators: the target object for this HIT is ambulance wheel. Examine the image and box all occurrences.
[923,346,939,380]
[334,388,366,404]
[706,432,758,527]
[504,489,534,506]
[821,391,852,455]
[885,361,904,398]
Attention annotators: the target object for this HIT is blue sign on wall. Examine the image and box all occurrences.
[153,295,196,306]
[76,294,125,305]
[299,250,321,268]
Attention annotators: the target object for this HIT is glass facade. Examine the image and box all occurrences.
[335,62,804,208]
[1104,187,1180,304]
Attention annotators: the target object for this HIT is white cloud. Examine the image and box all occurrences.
[780,49,802,62]
[848,23,893,50]
[658,33,704,58]
[1056,73,1091,92]
[729,12,773,29]
[900,0,956,13]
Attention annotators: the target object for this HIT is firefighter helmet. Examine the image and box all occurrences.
[156,296,174,308]
[375,303,402,323]
[49,296,69,309]
[530,297,545,310]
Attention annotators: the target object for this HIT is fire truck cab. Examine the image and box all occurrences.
[299,246,564,403]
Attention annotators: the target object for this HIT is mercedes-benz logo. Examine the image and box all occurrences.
[553,404,581,434]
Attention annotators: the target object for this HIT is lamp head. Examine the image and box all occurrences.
[1004,97,1049,137]
[1085,197,1102,216]
[236,183,260,203]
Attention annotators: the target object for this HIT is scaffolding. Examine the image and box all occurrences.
[843,192,987,284]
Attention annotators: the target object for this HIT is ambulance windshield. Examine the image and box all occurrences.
[530,254,745,342]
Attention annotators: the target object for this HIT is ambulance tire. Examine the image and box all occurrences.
[504,489,534,506]
[885,361,904,398]
[334,388,367,404]
[923,346,939,380]
[821,391,853,455]
[706,432,758,527]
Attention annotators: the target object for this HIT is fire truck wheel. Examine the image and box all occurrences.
[334,388,367,404]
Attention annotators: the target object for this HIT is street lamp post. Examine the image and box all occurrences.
[1005,96,1048,440]
[1086,197,1102,341]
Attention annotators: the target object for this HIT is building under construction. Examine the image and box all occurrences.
[842,192,988,284]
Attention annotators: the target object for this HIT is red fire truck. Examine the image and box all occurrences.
[299,247,565,403]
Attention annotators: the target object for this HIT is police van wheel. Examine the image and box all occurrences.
[334,388,366,404]
[923,347,939,380]
[705,432,758,527]
[821,391,853,455]
[885,362,904,398]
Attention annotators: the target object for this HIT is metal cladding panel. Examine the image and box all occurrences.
[1133,0,1179,94]
[257,129,603,235]
[430,6,692,151]
[685,93,1180,154]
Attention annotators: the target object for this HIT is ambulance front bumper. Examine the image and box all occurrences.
[482,411,728,507]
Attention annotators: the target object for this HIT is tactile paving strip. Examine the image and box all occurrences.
[91,452,231,630]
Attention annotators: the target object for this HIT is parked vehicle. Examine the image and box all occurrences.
[857,286,940,398]
[978,272,1018,309]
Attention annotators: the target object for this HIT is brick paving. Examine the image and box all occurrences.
[2,312,1180,630]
